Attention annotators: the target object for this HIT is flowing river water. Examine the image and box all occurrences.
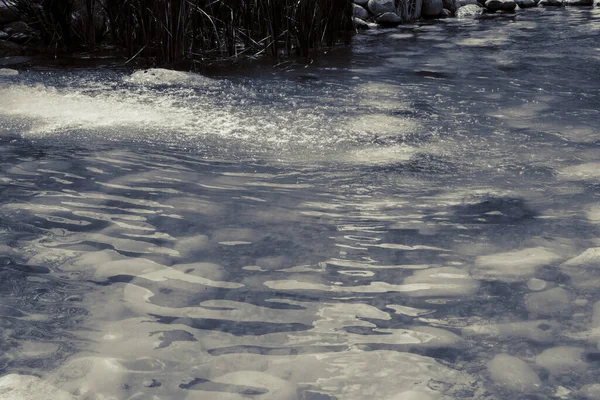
[1,7,600,400]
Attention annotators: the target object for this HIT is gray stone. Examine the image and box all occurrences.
[376,11,402,25]
[516,0,538,7]
[527,278,548,291]
[352,16,372,29]
[0,68,19,76]
[487,354,541,392]
[525,287,571,316]
[538,0,563,5]
[462,320,559,343]
[560,248,600,290]
[409,326,466,349]
[0,4,20,25]
[443,0,460,12]
[6,21,31,34]
[0,31,8,40]
[535,347,588,375]
[456,3,484,16]
[354,0,370,5]
[0,56,33,66]
[0,39,24,57]
[422,0,444,15]
[441,7,453,15]
[9,32,31,44]
[0,374,76,400]
[485,0,517,10]
[353,3,370,18]
[459,0,479,4]
[565,0,593,5]
[368,0,397,15]
[472,247,561,283]
[402,267,479,297]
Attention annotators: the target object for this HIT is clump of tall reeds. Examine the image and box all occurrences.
[4,0,352,64]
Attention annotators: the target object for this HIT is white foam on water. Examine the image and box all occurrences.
[0,83,235,137]
[557,163,600,182]
[0,70,433,165]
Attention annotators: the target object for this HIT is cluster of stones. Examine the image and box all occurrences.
[482,0,594,11]
[0,3,39,57]
[352,0,461,29]
[353,0,598,28]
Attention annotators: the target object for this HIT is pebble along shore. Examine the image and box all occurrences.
[352,0,598,29]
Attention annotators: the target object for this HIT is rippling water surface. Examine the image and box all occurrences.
[1,7,600,400]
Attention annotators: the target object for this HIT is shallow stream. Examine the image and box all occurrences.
[1,7,600,400]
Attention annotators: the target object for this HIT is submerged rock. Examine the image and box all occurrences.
[516,0,538,6]
[376,11,403,26]
[579,384,600,400]
[538,0,564,6]
[524,287,571,316]
[560,248,600,290]
[52,356,128,398]
[535,346,587,375]
[471,247,561,282]
[352,16,372,29]
[527,278,548,291]
[410,325,466,349]
[462,320,559,343]
[564,0,593,4]
[485,0,517,10]
[487,354,541,392]
[209,371,297,400]
[0,374,76,400]
[368,0,397,14]
[423,0,445,15]
[352,17,371,29]
[402,267,479,297]
[353,3,370,19]
[456,3,484,16]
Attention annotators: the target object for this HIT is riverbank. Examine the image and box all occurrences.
[352,0,599,28]
[0,0,351,68]
[2,0,599,70]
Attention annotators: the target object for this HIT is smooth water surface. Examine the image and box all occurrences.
[1,7,600,400]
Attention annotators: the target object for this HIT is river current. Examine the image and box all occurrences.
[1,7,600,400]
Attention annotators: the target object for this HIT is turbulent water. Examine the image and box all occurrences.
[1,7,600,400]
